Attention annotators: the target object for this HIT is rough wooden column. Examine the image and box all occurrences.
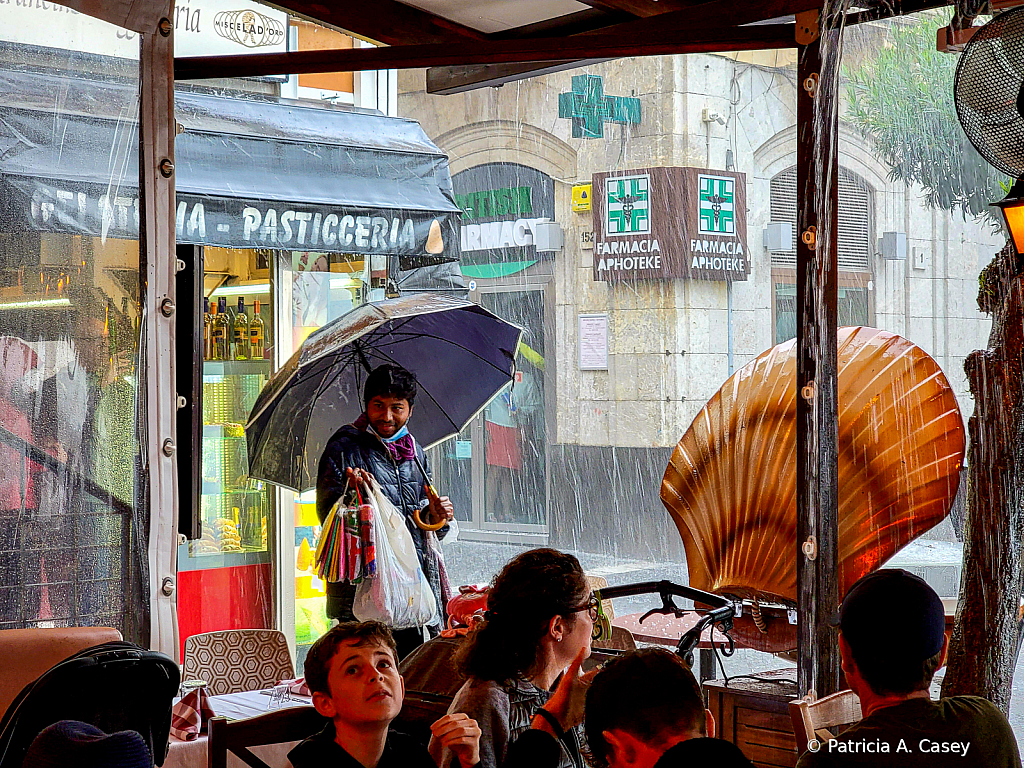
[795,6,841,700]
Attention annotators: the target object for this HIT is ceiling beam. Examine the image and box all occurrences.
[575,0,820,36]
[490,8,633,39]
[424,0,815,95]
[845,0,954,25]
[426,59,610,95]
[572,0,697,17]
[263,0,486,46]
[52,0,169,33]
[175,24,794,80]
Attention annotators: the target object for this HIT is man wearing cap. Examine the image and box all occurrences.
[796,569,1020,767]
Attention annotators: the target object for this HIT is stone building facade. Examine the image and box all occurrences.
[400,40,1000,562]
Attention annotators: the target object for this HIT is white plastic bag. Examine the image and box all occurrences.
[352,478,439,629]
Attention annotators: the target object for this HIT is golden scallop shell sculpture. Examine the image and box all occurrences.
[661,326,965,609]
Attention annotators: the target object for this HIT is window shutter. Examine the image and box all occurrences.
[769,167,872,272]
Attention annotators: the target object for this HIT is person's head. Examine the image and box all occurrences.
[363,364,417,438]
[304,621,404,729]
[455,548,593,683]
[586,649,713,768]
[838,568,947,698]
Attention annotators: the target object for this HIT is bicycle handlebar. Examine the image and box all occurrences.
[594,579,736,661]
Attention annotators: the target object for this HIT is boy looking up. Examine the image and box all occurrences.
[290,621,481,768]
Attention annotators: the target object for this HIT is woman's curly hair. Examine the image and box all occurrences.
[454,548,589,683]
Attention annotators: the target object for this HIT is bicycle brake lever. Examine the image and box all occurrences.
[638,607,661,624]
[638,604,687,624]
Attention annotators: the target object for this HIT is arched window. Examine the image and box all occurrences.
[769,166,874,344]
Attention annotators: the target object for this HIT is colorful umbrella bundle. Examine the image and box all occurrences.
[314,483,376,583]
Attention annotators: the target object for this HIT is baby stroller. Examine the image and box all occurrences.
[0,640,179,767]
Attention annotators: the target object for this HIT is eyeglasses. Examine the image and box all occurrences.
[570,594,601,623]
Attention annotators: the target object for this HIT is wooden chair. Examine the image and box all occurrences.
[208,706,328,768]
[0,626,122,718]
[789,689,862,752]
[182,629,294,696]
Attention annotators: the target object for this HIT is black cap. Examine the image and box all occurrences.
[839,569,945,662]
[25,721,152,768]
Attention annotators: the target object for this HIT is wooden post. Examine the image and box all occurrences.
[141,5,181,659]
[795,7,841,700]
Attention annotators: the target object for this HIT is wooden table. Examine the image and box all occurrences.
[164,690,313,768]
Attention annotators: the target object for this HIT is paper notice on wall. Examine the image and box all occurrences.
[578,313,609,370]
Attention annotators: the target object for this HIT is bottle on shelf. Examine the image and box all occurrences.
[208,298,220,360]
[233,297,249,360]
[203,297,211,360]
[249,299,265,360]
[211,297,229,360]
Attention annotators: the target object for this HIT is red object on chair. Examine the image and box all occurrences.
[445,586,488,629]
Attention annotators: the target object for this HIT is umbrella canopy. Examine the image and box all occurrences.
[245,293,523,492]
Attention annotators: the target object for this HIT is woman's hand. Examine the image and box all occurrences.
[431,713,482,767]
[533,646,599,734]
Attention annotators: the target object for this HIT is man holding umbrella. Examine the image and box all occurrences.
[317,363,455,659]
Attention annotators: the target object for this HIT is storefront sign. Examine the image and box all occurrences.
[578,314,609,370]
[3,177,458,256]
[453,163,555,278]
[0,0,288,59]
[592,166,748,282]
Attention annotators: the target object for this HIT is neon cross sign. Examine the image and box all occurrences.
[558,74,642,139]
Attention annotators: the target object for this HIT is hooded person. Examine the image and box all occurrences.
[317,364,454,659]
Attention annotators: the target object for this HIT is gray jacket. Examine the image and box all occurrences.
[429,677,583,768]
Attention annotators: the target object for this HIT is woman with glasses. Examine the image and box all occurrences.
[429,548,595,768]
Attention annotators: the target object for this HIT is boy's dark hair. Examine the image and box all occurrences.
[455,548,589,683]
[304,621,398,696]
[364,364,417,408]
[585,649,706,768]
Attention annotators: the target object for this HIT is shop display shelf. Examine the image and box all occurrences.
[202,359,272,377]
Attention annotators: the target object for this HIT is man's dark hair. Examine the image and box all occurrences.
[848,645,944,696]
[585,649,706,768]
[363,364,417,408]
[304,621,397,696]
[455,548,589,683]
[839,569,946,696]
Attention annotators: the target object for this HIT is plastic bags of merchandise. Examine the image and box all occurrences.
[352,477,439,629]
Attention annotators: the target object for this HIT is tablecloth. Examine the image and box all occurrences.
[164,689,313,768]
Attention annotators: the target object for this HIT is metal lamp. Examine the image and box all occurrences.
[993,177,1024,258]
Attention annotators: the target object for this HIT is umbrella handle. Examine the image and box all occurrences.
[413,507,447,532]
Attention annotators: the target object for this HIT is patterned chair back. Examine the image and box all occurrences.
[181,629,294,696]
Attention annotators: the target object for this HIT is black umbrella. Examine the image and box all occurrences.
[245,293,522,492]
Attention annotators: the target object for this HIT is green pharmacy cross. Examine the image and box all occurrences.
[698,175,735,235]
[558,74,641,139]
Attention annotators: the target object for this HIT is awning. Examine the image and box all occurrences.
[0,69,461,266]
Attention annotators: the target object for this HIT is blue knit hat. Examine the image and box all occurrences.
[24,721,152,768]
